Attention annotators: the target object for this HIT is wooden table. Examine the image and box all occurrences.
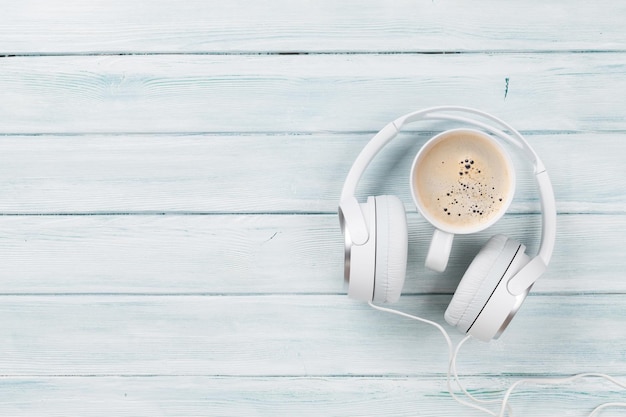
[1,1,625,415]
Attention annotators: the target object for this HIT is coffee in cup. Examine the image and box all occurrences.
[410,128,515,271]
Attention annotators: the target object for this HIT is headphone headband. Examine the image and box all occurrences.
[339,106,556,295]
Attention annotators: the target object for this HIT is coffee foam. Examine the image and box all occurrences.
[413,130,513,231]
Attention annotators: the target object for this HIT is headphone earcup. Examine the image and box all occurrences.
[372,195,408,303]
[444,234,526,334]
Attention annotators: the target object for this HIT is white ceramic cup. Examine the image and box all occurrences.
[410,128,516,272]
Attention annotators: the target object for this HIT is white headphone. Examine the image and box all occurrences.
[339,106,557,341]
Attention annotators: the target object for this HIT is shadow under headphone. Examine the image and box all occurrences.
[339,106,557,342]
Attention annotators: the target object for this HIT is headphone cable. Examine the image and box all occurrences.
[368,302,502,415]
[368,301,626,416]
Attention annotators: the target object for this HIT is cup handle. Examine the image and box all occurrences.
[425,229,454,272]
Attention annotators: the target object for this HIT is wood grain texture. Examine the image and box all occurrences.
[0,295,624,377]
[0,213,624,295]
[1,53,626,134]
[0,132,623,214]
[1,0,624,54]
[0,376,624,417]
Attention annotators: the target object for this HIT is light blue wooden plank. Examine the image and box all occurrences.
[1,54,626,133]
[0,295,624,377]
[0,213,626,296]
[1,0,624,53]
[0,214,625,294]
[0,132,623,214]
[0,376,623,417]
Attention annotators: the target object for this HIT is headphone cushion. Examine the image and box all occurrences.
[373,195,408,303]
[444,234,514,330]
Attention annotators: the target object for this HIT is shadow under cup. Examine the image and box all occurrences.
[411,128,516,270]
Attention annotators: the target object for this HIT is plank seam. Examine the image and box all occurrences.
[3,50,626,58]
